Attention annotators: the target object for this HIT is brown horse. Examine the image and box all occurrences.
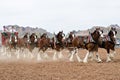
[83,28,104,63]
[27,33,38,52]
[65,32,83,62]
[51,31,66,60]
[6,32,18,50]
[95,27,117,62]
[20,33,38,59]
[1,32,19,58]
[37,33,51,60]
[15,33,31,57]
[37,33,50,51]
[16,33,29,49]
[1,32,11,55]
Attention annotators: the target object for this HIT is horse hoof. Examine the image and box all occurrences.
[69,59,74,62]
[97,60,102,63]
[106,60,111,62]
[83,60,88,63]
[77,59,82,62]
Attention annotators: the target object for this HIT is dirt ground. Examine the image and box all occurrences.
[0,48,120,80]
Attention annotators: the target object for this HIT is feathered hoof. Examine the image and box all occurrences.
[106,60,111,63]
[110,56,114,60]
[83,60,88,63]
[69,58,74,62]
[97,60,102,63]
[78,60,83,63]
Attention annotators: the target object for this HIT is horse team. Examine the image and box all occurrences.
[1,27,117,63]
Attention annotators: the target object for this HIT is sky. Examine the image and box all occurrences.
[0,0,120,34]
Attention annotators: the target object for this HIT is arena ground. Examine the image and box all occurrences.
[0,48,120,80]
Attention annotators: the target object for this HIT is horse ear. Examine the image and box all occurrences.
[3,26,5,28]
[115,31,117,34]
[96,27,99,30]
[102,30,103,33]
[111,27,114,30]
[114,28,116,31]
[95,28,97,30]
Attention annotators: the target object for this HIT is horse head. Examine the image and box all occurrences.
[91,28,104,42]
[108,27,117,43]
[70,32,75,37]
[30,33,38,43]
[41,33,48,39]
[23,33,31,43]
[56,31,65,43]
[109,27,117,38]
[9,33,18,44]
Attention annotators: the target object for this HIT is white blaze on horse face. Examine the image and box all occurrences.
[99,30,104,38]
[63,36,66,40]
[72,34,75,38]
[62,33,65,40]
[15,36,17,42]
[113,31,116,38]
[34,35,37,42]
[9,35,12,42]
[27,34,30,42]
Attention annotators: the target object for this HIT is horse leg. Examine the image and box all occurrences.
[69,49,75,62]
[88,52,94,61]
[1,46,6,55]
[106,49,111,62]
[68,51,71,58]
[110,49,116,59]
[0,46,4,53]
[21,47,25,57]
[37,49,42,61]
[83,51,90,63]
[53,50,57,60]
[36,48,42,61]
[23,48,27,58]
[75,48,82,62]
[37,53,42,61]
[95,52,102,63]
[43,51,49,59]
[7,47,12,58]
[28,49,34,59]
[28,46,34,59]
[58,50,64,59]
[15,48,21,59]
